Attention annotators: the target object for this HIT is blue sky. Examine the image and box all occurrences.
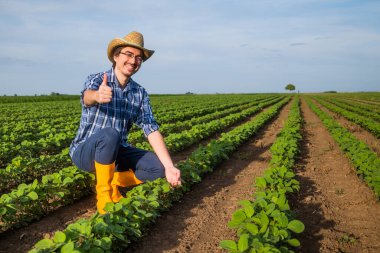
[0,0,379,95]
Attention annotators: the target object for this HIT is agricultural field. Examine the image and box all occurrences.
[0,92,379,253]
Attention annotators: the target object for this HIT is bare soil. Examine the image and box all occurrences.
[312,98,380,155]
[290,98,380,253]
[125,101,292,253]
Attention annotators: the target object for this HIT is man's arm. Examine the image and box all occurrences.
[83,73,112,106]
[147,131,181,187]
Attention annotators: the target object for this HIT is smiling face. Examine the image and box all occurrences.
[113,46,143,80]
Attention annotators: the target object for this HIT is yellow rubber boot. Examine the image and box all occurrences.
[111,169,143,203]
[95,161,115,214]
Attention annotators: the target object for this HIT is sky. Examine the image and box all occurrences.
[0,0,379,95]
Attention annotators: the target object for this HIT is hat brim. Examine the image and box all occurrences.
[107,38,154,63]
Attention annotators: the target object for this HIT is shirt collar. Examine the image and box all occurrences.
[108,68,138,92]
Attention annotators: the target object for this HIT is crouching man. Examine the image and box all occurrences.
[69,31,181,214]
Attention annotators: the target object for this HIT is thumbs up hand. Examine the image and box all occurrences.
[96,73,112,104]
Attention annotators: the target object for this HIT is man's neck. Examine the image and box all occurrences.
[114,68,129,88]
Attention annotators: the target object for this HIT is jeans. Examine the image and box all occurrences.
[71,127,165,182]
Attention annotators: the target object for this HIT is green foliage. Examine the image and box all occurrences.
[306,97,380,198]
[28,97,290,252]
[285,84,296,92]
[221,96,305,253]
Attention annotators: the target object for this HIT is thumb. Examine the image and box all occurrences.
[101,73,108,86]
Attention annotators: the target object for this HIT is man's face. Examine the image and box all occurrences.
[114,46,143,78]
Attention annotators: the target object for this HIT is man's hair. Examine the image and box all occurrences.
[112,46,125,68]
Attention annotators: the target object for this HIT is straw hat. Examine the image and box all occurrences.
[107,31,154,63]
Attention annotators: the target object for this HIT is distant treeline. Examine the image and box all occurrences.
[0,94,80,103]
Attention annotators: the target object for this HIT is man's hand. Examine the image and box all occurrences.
[96,73,112,104]
[165,166,182,188]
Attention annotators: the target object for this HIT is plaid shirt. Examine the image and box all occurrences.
[69,68,159,158]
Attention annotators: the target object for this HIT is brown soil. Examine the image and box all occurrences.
[312,98,380,155]
[125,101,292,253]
[291,98,380,253]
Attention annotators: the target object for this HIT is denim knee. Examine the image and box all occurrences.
[95,128,120,164]
[135,152,165,181]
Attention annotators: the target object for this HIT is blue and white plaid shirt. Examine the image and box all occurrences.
[69,68,159,158]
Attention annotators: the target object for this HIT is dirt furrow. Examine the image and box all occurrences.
[125,101,292,253]
[291,98,380,253]
[311,98,380,155]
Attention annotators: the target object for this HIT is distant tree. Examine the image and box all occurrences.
[185,91,194,95]
[285,84,296,92]
[14,94,17,96]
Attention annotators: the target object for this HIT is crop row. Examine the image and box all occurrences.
[152,94,273,116]
[130,96,283,146]
[220,96,304,253]
[312,96,380,138]
[306,98,380,198]
[0,97,282,194]
[333,97,380,114]
[135,97,284,151]
[155,95,279,124]
[28,94,290,252]
[316,96,380,122]
[0,98,289,234]
[1,96,275,169]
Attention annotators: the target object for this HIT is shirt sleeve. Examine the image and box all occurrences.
[80,73,104,107]
[136,89,159,137]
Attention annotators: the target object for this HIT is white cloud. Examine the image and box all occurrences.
[0,0,379,95]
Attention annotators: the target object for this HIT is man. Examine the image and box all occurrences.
[69,31,181,214]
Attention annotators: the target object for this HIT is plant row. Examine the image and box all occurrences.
[0,98,289,234]
[0,166,95,233]
[129,96,282,144]
[0,97,281,194]
[317,96,380,122]
[27,98,290,252]
[0,148,72,194]
[220,96,304,253]
[155,95,279,124]
[335,97,380,114]
[312,96,380,138]
[135,97,285,152]
[306,98,380,198]
[1,95,276,168]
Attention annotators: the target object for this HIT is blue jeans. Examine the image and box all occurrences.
[71,128,165,182]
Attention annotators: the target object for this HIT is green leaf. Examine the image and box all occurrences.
[34,239,54,249]
[255,177,267,188]
[243,204,255,218]
[61,242,75,253]
[88,247,104,253]
[228,209,247,228]
[220,240,237,250]
[63,177,74,185]
[53,231,66,243]
[27,191,38,200]
[287,238,301,247]
[245,223,259,235]
[238,233,249,252]
[259,212,269,233]
[287,220,305,233]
